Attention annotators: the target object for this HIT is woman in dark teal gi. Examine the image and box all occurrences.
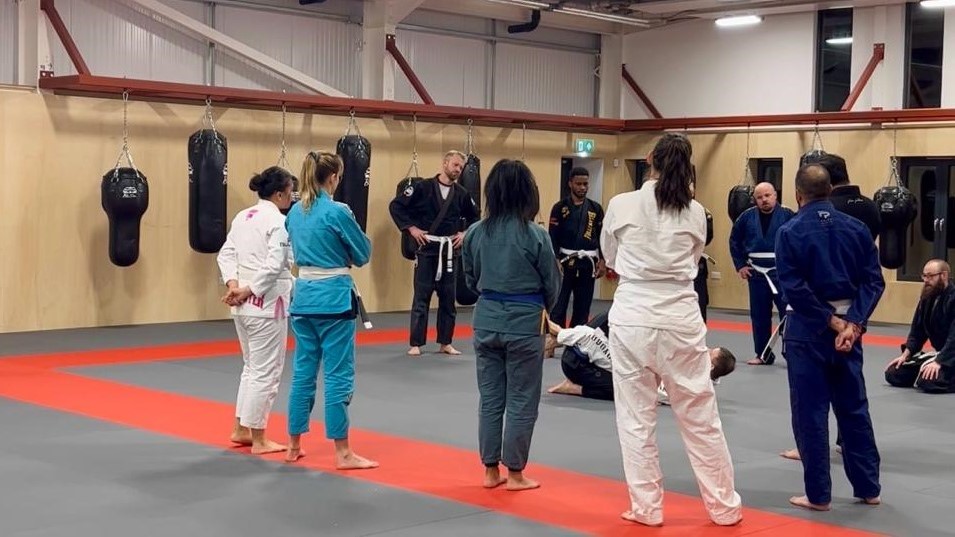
[462,159,561,491]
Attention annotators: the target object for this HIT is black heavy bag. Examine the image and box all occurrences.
[396,176,424,260]
[705,208,714,246]
[800,148,827,167]
[727,185,755,223]
[875,186,918,269]
[335,135,371,232]
[102,167,149,267]
[461,154,482,214]
[188,129,228,253]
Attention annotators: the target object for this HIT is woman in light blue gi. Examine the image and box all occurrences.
[284,151,376,470]
[462,159,561,491]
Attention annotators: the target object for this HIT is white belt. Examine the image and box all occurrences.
[296,266,373,329]
[298,266,349,280]
[747,256,779,295]
[424,234,455,281]
[559,248,599,277]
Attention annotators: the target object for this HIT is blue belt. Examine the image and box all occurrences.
[480,291,545,307]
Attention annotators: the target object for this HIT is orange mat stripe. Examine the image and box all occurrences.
[0,319,889,537]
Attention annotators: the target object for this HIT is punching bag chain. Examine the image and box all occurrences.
[405,114,419,178]
[277,102,289,170]
[113,90,138,174]
[203,96,219,139]
[466,118,475,155]
[521,123,526,161]
[739,127,753,185]
[811,123,824,152]
[887,127,901,187]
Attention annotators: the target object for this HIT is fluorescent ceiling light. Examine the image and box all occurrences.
[715,15,762,27]
[826,36,853,44]
[921,0,955,8]
[485,0,551,9]
[556,6,649,27]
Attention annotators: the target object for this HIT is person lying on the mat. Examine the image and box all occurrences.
[545,311,737,403]
[884,259,955,394]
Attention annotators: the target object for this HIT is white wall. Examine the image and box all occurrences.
[393,30,488,108]
[622,13,817,119]
[495,43,596,116]
[850,5,906,111]
[0,0,15,85]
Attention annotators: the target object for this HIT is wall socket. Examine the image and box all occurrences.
[710,271,722,280]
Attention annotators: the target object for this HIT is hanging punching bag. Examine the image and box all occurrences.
[396,176,424,260]
[727,185,755,222]
[456,153,481,306]
[102,167,149,267]
[705,207,714,246]
[875,186,918,269]
[800,148,827,167]
[335,135,371,232]
[188,129,228,253]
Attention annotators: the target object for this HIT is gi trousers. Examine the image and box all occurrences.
[474,330,545,472]
[560,346,614,401]
[885,352,955,393]
[234,315,288,430]
[287,316,356,440]
[550,266,596,328]
[410,253,456,347]
[610,324,742,526]
[785,338,881,505]
[747,273,787,363]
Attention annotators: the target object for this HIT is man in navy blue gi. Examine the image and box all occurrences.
[730,182,795,365]
[776,164,884,511]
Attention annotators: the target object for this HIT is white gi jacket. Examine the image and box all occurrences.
[216,199,294,318]
[601,180,707,331]
[556,325,612,371]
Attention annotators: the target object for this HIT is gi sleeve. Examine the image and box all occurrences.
[335,206,372,267]
[600,199,618,271]
[844,232,885,330]
[595,203,605,259]
[729,212,748,271]
[462,189,480,228]
[462,224,480,294]
[556,326,590,348]
[933,311,955,368]
[388,181,425,231]
[537,229,562,311]
[548,202,561,256]
[248,223,291,298]
[775,226,834,334]
[903,301,929,356]
[216,223,239,285]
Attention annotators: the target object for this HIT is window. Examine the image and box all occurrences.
[898,157,955,282]
[815,8,853,112]
[749,158,783,197]
[905,3,944,109]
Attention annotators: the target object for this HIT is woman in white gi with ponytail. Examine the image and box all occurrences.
[217,166,296,455]
[601,133,742,527]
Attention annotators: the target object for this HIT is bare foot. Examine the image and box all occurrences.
[407,347,421,356]
[336,451,379,470]
[284,447,306,463]
[747,358,767,365]
[439,344,462,356]
[547,379,583,396]
[860,496,881,505]
[506,471,540,491]
[780,448,801,461]
[483,467,507,489]
[789,495,831,511]
[621,511,663,527]
[251,439,287,455]
[230,433,253,446]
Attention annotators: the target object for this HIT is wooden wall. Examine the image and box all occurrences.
[0,88,623,333]
[1,87,941,332]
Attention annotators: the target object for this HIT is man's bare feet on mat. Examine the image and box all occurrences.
[440,344,462,356]
[284,447,306,463]
[780,448,801,460]
[483,467,507,488]
[407,346,421,356]
[505,471,539,491]
[620,511,663,527]
[547,379,583,396]
[251,439,286,455]
[336,452,379,470]
[789,495,831,511]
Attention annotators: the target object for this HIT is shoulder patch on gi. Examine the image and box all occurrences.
[403,185,414,197]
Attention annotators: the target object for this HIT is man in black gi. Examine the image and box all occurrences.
[885,259,955,393]
[809,153,881,240]
[547,167,605,347]
[389,150,479,357]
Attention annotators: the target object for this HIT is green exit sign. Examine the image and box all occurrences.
[575,138,595,154]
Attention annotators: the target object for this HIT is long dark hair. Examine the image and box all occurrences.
[651,133,694,212]
[483,159,540,234]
